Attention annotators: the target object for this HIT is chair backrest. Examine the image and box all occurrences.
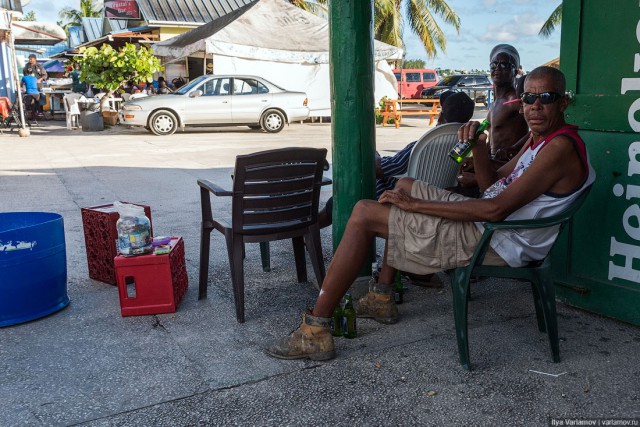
[64,93,84,115]
[231,147,328,235]
[405,122,462,188]
[472,185,593,268]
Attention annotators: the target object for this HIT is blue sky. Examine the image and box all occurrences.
[25,0,561,71]
[404,0,561,72]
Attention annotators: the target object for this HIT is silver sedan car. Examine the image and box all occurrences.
[119,75,310,135]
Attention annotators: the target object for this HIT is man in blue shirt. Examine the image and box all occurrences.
[21,69,43,118]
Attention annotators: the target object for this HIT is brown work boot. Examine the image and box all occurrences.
[355,279,398,324]
[264,311,335,361]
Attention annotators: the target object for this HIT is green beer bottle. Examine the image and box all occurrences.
[394,271,404,304]
[331,299,344,337]
[343,293,357,339]
[448,119,491,163]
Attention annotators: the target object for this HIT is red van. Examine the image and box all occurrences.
[393,68,439,99]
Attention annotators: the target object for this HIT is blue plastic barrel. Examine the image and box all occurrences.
[0,212,69,327]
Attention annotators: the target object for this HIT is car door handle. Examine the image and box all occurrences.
[222,101,228,103]
[261,99,268,102]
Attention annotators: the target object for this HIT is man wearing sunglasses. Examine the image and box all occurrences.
[265,66,595,361]
[451,44,529,198]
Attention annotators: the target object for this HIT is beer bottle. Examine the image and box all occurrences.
[343,293,357,339]
[394,271,404,304]
[448,119,491,163]
[331,298,344,337]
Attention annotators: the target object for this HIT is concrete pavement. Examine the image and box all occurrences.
[0,117,638,427]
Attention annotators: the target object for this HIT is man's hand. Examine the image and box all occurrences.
[458,121,490,154]
[378,188,416,212]
[457,171,478,188]
[375,151,384,179]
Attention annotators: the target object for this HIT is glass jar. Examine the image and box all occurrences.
[114,202,152,256]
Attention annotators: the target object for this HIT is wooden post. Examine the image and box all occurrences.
[329,0,376,261]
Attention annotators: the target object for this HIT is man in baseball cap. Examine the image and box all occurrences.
[23,54,48,88]
[450,43,529,197]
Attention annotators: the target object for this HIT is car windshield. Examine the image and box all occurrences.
[174,75,210,95]
[436,76,462,87]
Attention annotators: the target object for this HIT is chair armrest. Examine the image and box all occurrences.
[197,179,232,196]
[321,176,332,186]
[482,210,575,232]
[483,185,592,232]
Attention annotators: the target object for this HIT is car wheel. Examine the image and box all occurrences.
[149,110,178,136]
[261,109,285,133]
[248,125,262,130]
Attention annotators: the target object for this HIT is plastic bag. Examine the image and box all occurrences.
[114,202,152,256]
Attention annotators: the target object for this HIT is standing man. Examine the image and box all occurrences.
[452,44,529,197]
[70,62,87,94]
[265,66,595,361]
[23,54,48,89]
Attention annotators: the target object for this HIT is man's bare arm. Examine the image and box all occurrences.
[379,135,581,222]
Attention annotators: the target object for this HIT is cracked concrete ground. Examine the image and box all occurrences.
[0,117,638,427]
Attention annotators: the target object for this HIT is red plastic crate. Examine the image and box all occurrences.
[114,237,188,317]
[81,202,152,285]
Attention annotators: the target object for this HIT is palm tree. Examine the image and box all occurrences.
[375,0,459,57]
[292,0,460,58]
[58,0,103,29]
[539,4,562,38]
[289,0,327,15]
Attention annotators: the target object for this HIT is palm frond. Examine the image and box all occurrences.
[406,0,459,58]
[539,4,562,38]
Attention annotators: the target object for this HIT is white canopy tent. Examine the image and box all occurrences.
[152,0,402,116]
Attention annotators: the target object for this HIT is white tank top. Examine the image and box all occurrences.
[476,125,596,267]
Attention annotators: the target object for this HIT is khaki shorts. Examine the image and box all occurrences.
[386,181,506,275]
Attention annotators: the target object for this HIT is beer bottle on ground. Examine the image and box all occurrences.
[394,271,404,304]
[332,297,344,337]
[343,293,357,339]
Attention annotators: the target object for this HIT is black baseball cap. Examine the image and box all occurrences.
[28,54,37,59]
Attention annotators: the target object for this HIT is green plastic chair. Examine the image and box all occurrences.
[449,185,592,370]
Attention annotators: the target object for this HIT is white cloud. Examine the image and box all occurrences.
[24,1,79,22]
[479,14,545,42]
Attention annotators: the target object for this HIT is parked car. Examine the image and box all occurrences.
[421,74,493,105]
[393,68,439,99]
[119,75,309,135]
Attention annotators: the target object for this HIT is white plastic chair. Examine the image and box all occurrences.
[64,93,85,130]
[121,93,132,102]
[405,122,463,188]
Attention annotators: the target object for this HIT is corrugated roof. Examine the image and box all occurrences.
[81,17,104,41]
[105,19,129,32]
[136,0,256,24]
[68,26,86,47]
[0,0,21,13]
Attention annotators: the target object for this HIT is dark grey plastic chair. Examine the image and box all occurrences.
[198,147,327,322]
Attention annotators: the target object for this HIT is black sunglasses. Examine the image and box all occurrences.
[520,91,563,105]
[490,61,514,71]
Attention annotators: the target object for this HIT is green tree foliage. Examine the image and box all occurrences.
[288,0,327,15]
[375,0,460,58]
[18,11,36,21]
[58,0,102,28]
[292,0,459,59]
[76,43,163,111]
[403,58,426,68]
[539,4,562,38]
